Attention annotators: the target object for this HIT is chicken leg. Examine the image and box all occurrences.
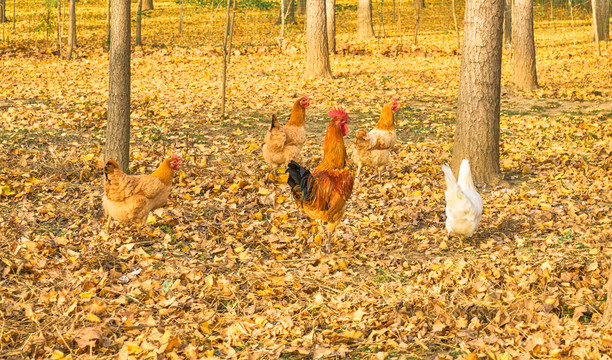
[325,221,339,253]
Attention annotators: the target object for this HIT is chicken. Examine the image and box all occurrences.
[262,115,301,167]
[262,95,310,167]
[442,159,483,237]
[352,98,399,180]
[286,108,353,253]
[102,155,181,232]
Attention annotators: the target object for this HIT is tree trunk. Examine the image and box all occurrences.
[357,0,375,40]
[504,0,512,46]
[277,0,296,24]
[67,0,76,60]
[326,0,335,54]
[298,0,306,15]
[591,0,610,42]
[136,0,143,46]
[512,0,538,91]
[142,0,154,11]
[0,0,5,23]
[452,0,504,185]
[106,0,132,172]
[305,0,332,78]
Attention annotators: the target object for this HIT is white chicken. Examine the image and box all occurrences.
[441,159,483,237]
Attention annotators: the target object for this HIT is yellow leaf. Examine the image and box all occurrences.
[84,153,95,161]
[80,292,93,299]
[540,203,552,210]
[258,188,270,195]
[86,313,102,323]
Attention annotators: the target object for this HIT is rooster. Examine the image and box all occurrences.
[102,155,181,232]
[286,108,353,253]
[352,98,399,180]
[262,95,310,167]
[441,159,483,237]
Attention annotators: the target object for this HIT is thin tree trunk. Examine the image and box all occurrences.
[277,0,296,24]
[357,0,375,40]
[67,0,76,59]
[592,0,601,56]
[452,0,504,184]
[136,0,143,46]
[380,0,386,38]
[452,0,460,50]
[106,0,111,47]
[569,0,575,45]
[306,0,332,78]
[326,0,336,53]
[298,0,306,14]
[227,0,236,64]
[504,0,512,46]
[106,0,132,172]
[1,0,4,42]
[512,0,538,91]
[179,0,184,35]
[57,0,62,57]
[413,0,420,45]
[221,0,232,117]
[13,0,16,32]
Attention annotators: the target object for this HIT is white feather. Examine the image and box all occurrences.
[442,159,483,236]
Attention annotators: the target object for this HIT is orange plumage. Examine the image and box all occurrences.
[286,109,353,252]
[102,155,180,232]
[352,98,399,179]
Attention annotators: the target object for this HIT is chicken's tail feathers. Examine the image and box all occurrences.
[286,160,313,202]
[270,114,281,130]
[104,158,124,182]
[457,159,475,189]
[442,164,458,192]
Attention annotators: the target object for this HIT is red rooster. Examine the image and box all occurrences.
[286,108,353,253]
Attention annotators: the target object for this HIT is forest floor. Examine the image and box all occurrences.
[1,17,612,360]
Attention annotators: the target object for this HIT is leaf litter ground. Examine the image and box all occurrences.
[1,23,612,360]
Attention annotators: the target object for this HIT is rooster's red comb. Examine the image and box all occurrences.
[328,108,348,120]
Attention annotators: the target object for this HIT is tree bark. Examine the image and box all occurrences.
[67,0,76,60]
[298,0,306,15]
[357,0,375,41]
[591,0,609,43]
[512,0,538,91]
[305,0,332,78]
[277,0,296,24]
[0,0,5,23]
[142,0,154,11]
[106,0,131,172]
[452,0,504,185]
[504,0,512,46]
[326,0,335,54]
